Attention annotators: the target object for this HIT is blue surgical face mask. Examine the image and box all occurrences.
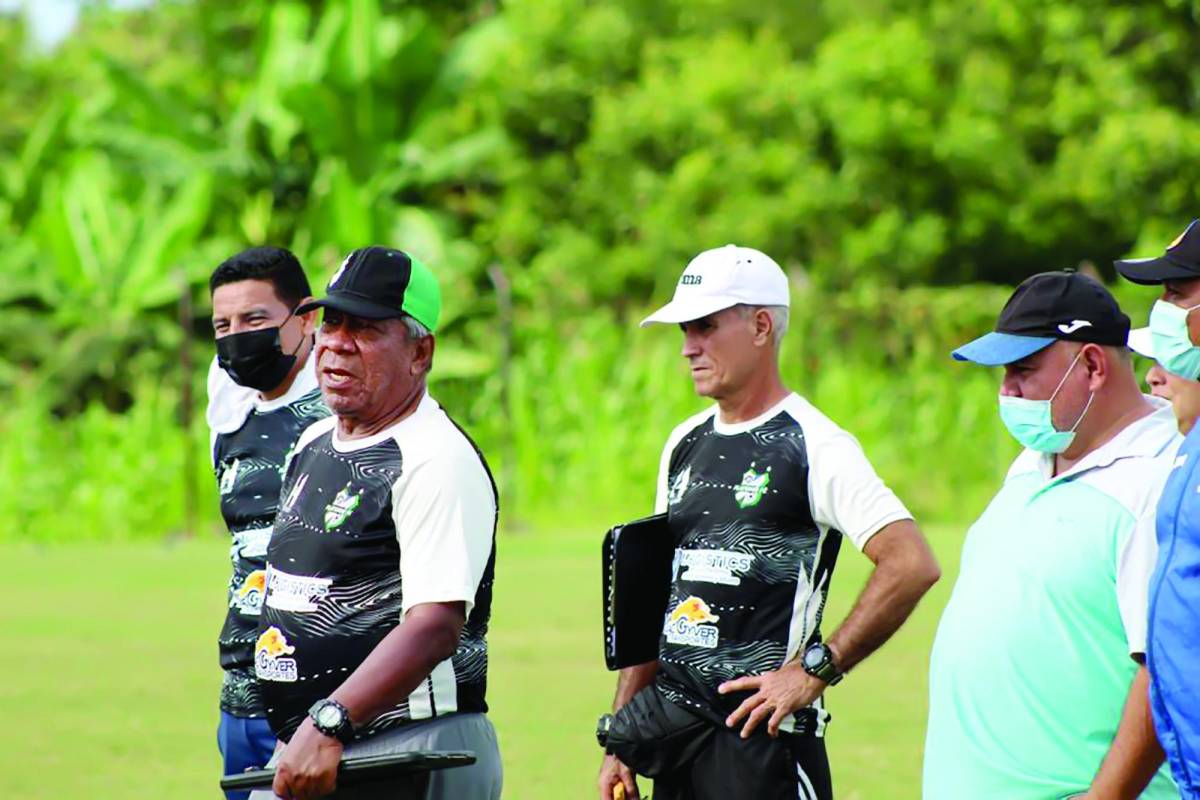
[998,350,1095,454]
[1149,299,1200,380]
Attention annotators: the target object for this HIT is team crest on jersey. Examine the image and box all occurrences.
[231,569,267,615]
[668,465,691,507]
[734,464,771,508]
[664,595,721,648]
[324,483,362,530]
[255,626,298,682]
[218,458,240,496]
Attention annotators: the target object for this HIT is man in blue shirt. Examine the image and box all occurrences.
[1117,221,1200,798]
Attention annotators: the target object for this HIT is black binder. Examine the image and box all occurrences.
[220,750,476,794]
[602,513,675,670]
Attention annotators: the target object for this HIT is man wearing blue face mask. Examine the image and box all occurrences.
[207,247,331,799]
[924,270,1181,799]
[1117,226,1200,799]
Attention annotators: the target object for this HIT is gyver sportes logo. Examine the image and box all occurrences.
[734,464,771,508]
[255,626,298,682]
[664,595,721,648]
[324,483,362,530]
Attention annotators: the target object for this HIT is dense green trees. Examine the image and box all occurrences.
[1,0,1195,537]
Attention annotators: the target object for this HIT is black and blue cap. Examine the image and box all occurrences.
[296,246,441,332]
[1114,220,1200,285]
[952,270,1131,366]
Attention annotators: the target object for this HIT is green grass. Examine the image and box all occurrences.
[0,521,966,799]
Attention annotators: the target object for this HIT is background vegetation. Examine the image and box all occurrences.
[2,0,1192,540]
[3,2,1195,797]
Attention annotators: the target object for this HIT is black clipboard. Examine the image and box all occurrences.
[602,513,675,670]
[220,750,476,792]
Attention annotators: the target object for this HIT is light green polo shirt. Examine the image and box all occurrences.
[924,400,1180,799]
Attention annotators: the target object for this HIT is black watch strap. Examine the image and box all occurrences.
[596,713,614,749]
[308,698,355,744]
[802,642,844,686]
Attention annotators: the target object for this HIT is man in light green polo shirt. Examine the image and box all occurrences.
[924,270,1179,799]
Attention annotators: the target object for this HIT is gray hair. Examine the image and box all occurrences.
[401,315,431,341]
[737,304,789,347]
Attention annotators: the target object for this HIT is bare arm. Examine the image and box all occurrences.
[598,661,659,800]
[719,518,939,738]
[612,661,659,711]
[272,601,465,799]
[331,601,466,723]
[1084,665,1164,799]
[826,519,940,670]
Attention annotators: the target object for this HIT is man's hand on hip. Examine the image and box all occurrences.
[719,660,825,739]
[598,753,639,800]
[271,718,343,800]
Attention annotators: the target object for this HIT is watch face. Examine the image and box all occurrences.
[317,704,343,728]
[803,647,824,669]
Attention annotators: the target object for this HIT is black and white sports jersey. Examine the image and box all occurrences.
[256,392,497,741]
[654,393,910,735]
[210,358,330,718]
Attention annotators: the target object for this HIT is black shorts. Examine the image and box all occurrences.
[608,684,833,800]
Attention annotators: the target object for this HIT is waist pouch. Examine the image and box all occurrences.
[606,685,714,778]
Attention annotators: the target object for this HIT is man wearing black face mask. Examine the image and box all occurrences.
[208,246,331,800]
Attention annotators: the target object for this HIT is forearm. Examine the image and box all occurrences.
[1088,665,1164,798]
[330,603,464,725]
[826,522,939,672]
[613,661,659,711]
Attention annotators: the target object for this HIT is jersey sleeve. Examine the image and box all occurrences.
[392,450,497,617]
[807,429,913,550]
[654,435,674,514]
[1116,505,1159,657]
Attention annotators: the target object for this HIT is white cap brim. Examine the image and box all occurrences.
[1128,327,1155,360]
[639,295,741,328]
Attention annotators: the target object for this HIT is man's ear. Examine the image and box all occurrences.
[1082,344,1108,391]
[754,308,774,347]
[296,297,318,335]
[411,334,435,376]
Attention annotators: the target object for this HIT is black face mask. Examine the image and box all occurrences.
[216,321,304,392]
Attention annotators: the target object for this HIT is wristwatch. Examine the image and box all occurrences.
[308,698,356,744]
[801,642,844,686]
[596,713,614,748]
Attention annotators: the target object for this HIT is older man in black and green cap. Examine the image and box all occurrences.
[250,247,501,800]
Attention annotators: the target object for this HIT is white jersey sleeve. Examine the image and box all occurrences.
[391,448,496,617]
[794,399,912,550]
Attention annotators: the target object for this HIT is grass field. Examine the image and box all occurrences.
[0,521,965,799]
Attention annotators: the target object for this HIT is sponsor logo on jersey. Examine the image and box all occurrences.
[734,464,771,508]
[679,549,754,586]
[255,626,298,682]
[232,527,271,560]
[324,483,362,530]
[667,465,691,507]
[264,568,332,613]
[219,458,240,496]
[664,595,721,648]
[231,569,267,615]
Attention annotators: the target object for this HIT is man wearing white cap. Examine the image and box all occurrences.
[597,245,941,800]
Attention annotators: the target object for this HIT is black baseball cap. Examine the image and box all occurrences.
[296,246,441,332]
[1114,220,1200,285]
[952,270,1131,366]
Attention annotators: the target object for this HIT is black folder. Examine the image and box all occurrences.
[602,513,675,670]
[220,750,476,793]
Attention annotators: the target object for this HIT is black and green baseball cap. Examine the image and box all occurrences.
[297,246,441,332]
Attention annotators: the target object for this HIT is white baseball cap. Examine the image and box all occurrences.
[639,244,789,327]
[1128,327,1155,359]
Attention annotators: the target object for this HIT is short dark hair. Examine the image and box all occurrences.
[209,247,312,307]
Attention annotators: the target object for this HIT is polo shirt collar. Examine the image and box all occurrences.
[1022,396,1178,484]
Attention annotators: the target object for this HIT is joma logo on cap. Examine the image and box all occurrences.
[680,274,702,286]
[1057,319,1092,334]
